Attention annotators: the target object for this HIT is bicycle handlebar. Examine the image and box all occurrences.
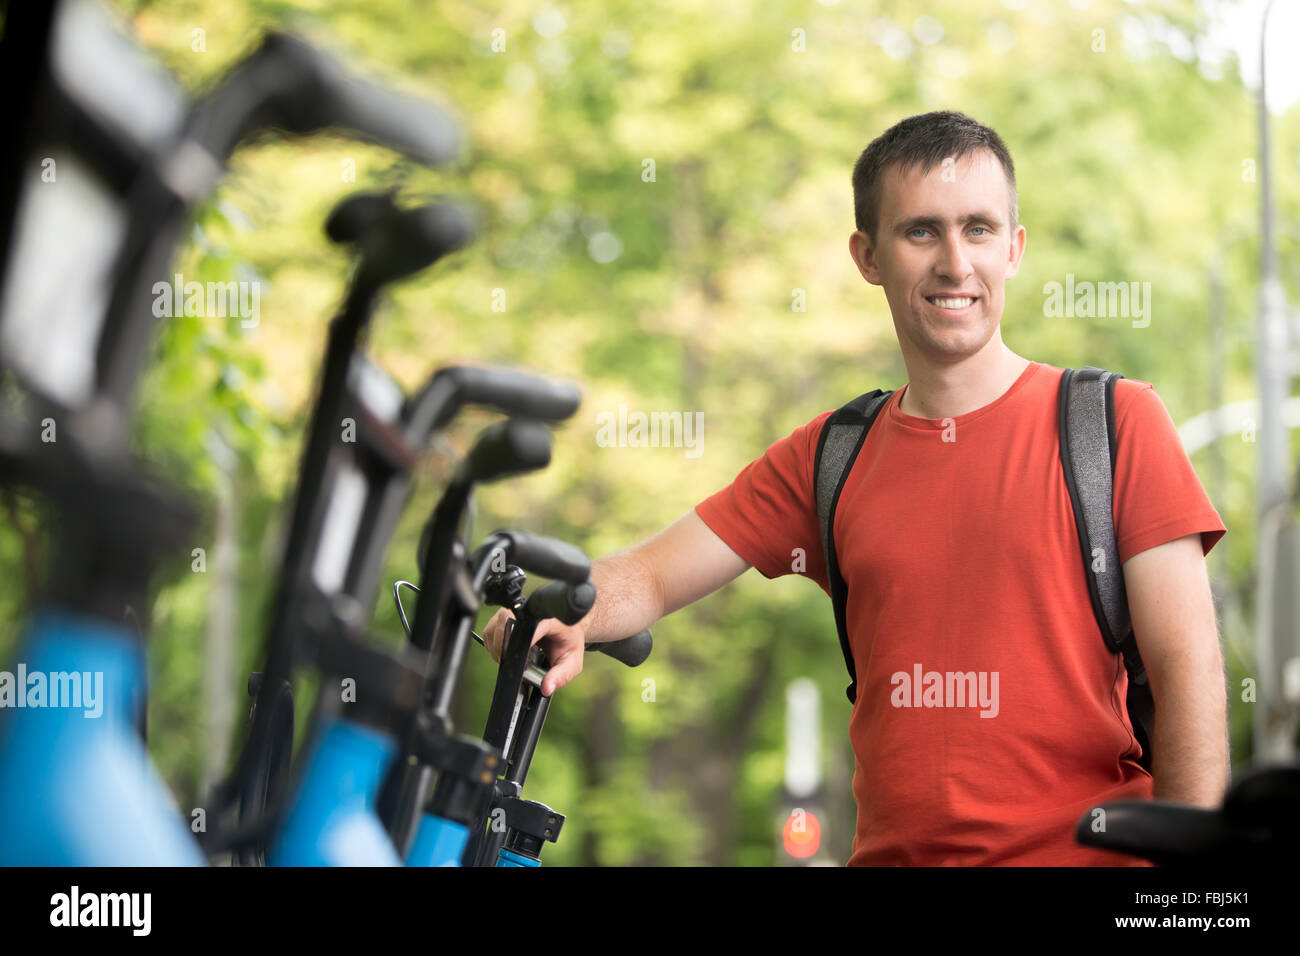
[406,365,583,441]
[466,622,653,672]
[343,199,476,294]
[460,419,553,486]
[471,531,590,585]
[1075,764,1300,865]
[522,579,595,627]
[583,628,653,668]
[97,30,464,410]
[1074,800,1232,864]
[182,32,460,168]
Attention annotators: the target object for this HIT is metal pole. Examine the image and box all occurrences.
[1254,0,1293,761]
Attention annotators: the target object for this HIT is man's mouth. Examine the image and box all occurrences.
[924,295,979,313]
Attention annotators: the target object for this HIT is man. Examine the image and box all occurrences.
[484,110,1229,866]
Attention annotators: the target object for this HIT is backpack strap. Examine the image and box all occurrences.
[813,388,894,704]
[813,369,1155,774]
[1058,366,1154,773]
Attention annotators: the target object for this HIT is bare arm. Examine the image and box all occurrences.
[1122,533,1229,807]
[482,509,751,685]
[579,508,752,644]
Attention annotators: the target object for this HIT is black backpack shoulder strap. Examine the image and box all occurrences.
[1058,366,1154,772]
[813,388,894,704]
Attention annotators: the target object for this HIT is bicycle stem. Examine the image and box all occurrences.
[463,591,566,867]
[381,540,508,854]
[95,31,460,411]
[212,277,380,819]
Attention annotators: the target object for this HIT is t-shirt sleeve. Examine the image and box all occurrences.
[694,409,835,588]
[1112,380,1227,565]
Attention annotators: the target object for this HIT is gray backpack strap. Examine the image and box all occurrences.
[1059,366,1154,772]
[813,388,894,704]
[1058,367,1129,651]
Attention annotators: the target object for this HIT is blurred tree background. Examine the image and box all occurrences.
[1,0,1298,865]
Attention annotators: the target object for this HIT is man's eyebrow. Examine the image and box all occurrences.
[892,212,1002,235]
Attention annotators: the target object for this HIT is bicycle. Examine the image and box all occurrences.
[383,523,652,866]
[1076,761,1300,866]
[0,0,461,866]
[206,190,591,866]
[2,2,648,869]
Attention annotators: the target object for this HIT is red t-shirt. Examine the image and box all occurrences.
[695,360,1226,866]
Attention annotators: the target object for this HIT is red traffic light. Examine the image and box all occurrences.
[782,808,822,859]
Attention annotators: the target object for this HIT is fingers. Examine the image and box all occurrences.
[540,642,583,697]
[529,616,566,646]
[532,619,583,696]
[483,614,585,696]
[483,607,515,662]
[483,609,553,662]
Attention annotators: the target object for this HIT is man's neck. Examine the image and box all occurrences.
[897,347,1031,420]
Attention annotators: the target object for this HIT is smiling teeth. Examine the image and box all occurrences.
[931,297,974,308]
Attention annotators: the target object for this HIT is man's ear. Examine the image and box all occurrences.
[1004,223,1027,279]
[850,230,883,286]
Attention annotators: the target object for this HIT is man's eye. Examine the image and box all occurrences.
[970,226,990,236]
[909,228,930,239]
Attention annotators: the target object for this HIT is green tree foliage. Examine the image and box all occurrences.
[2,0,1295,864]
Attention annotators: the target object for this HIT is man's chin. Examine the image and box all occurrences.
[906,328,999,364]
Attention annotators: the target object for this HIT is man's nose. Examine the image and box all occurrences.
[932,233,974,282]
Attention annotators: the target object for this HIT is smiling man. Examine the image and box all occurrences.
[818,110,1230,863]
[484,110,1228,866]
[850,118,1030,418]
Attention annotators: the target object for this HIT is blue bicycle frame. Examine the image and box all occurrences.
[0,609,204,865]
[406,812,472,866]
[266,715,402,866]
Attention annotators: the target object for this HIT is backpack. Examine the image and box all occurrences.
[812,366,1155,774]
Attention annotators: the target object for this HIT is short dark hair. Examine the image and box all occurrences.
[852,110,1018,242]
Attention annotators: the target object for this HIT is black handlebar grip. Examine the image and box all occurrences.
[329,61,462,167]
[497,531,590,586]
[587,629,653,668]
[444,366,581,425]
[325,190,397,245]
[359,201,476,287]
[523,579,596,627]
[192,33,461,167]
[463,419,552,485]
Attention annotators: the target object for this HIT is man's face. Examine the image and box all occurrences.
[849,149,1026,367]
